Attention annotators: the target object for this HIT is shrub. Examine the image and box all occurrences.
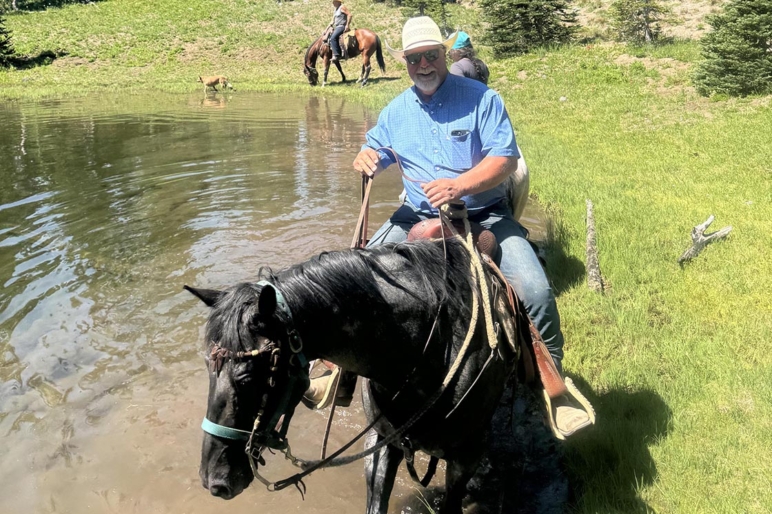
[692,0,772,97]
[400,0,451,33]
[608,0,674,43]
[0,15,14,68]
[480,0,578,57]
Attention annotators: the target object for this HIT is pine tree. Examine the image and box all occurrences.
[608,0,674,43]
[0,15,15,68]
[693,0,772,97]
[480,0,578,57]
[400,0,451,33]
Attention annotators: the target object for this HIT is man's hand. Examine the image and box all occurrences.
[422,178,465,208]
[353,148,383,178]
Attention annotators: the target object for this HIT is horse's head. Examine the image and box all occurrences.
[185,283,309,499]
[304,64,319,86]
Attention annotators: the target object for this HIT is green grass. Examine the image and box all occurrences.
[2,1,772,512]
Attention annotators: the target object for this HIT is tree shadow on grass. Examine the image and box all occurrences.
[7,0,106,12]
[543,215,585,297]
[564,376,673,513]
[9,49,66,69]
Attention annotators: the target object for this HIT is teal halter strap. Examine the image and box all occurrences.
[201,417,252,441]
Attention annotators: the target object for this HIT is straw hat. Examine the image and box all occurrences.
[386,17,458,64]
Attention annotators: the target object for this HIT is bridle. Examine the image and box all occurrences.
[200,280,310,492]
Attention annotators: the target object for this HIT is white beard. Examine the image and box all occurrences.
[413,69,442,95]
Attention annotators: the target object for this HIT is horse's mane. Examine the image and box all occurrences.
[206,240,476,352]
[269,239,474,321]
[304,36,324,67]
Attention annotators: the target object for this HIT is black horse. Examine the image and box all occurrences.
[187,239,520,513]
[303,28,386,87]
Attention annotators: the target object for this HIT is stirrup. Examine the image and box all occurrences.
[543,377,596,440]
[302,366,341,410]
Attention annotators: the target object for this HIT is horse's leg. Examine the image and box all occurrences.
[364,430,403,514]
[443,450,484,514]
[322,58,330,87]
[360,53,372,87]
[334,60,346,83]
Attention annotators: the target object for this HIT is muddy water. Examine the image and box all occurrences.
[0,92,548,514]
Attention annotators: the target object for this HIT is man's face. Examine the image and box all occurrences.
[405,44,448,97]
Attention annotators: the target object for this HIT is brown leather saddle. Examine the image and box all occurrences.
[407,218,499,258]
[323,29,356,60]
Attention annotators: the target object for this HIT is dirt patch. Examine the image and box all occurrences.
[574,0,728,40]
[615,53,695,97]
[615,54,690,74]
[52,56,103,70]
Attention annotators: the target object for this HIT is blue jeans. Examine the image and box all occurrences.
[330,26,345,57]
[368,201,565,373]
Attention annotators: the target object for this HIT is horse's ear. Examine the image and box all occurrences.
[184,285,223,307]
[257,285,277,317]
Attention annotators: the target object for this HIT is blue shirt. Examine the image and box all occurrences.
[364,74,519,214]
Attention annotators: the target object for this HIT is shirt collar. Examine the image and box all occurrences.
[411,74,456,107]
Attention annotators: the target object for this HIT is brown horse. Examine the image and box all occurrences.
[303,28,385,87]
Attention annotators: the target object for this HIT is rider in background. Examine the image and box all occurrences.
[328,0,352,63]
[448,31,490,85]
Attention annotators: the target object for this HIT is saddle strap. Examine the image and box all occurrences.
[481,254,567,399]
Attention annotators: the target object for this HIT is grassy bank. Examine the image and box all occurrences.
[2,0,772,512]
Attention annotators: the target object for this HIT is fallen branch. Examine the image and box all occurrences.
[678,215,732,264]
[586,199,604,293]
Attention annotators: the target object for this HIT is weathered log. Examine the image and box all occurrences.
[586,199,604,293]
[678,215,732,264]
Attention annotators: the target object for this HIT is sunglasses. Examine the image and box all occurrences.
[405,49,441,66]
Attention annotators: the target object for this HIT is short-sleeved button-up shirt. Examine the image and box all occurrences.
[364,73,519,214]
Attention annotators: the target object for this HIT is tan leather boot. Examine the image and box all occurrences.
[302,368,340,409]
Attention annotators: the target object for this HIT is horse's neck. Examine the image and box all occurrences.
[290,286,438,391]
[307,39,323,67]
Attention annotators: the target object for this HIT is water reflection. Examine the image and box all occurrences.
[0,92,546,514]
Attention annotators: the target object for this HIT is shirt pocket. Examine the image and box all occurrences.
[447,131,474,171]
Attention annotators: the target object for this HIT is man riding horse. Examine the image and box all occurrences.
[305,16,593,440]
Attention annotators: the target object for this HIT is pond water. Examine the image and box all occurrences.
[0,92,548,514]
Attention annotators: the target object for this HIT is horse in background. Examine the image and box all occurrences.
[303,28,385,87]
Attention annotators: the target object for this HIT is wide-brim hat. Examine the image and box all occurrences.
[386,16,458,64]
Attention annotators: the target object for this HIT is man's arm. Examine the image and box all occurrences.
[421,155,517,209]
[343,6,352,31]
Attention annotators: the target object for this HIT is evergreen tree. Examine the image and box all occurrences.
[400,0,451,33]
[480,0,577,57]
[693,0,772,97]
[608,0,674,43]
[0,15,14,68]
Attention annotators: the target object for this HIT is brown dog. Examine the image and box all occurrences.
[198,75,234,92]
